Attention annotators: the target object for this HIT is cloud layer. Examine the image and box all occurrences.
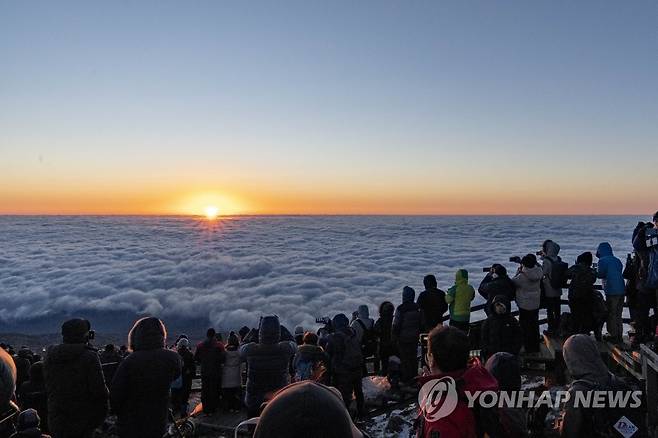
[0,215,642,334]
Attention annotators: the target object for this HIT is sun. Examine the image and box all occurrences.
[204,205,219,219]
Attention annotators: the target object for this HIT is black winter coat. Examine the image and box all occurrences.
[110,348,181,438]
[478,275,516,312]
[416,288,448,331]
[480,314,523,360]
[43,344,108,436]
[392,302,421,345]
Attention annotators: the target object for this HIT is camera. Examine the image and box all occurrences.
[88,330,95,340]
[536,251,543,256]
[315,316,331,325]
[482,266,492,272]
[509,256,522,264]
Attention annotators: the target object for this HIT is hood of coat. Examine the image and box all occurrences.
[128,317,166,351]
[596,242,614,258]
[402,286,415,303]
[357,305,370,320]
[332,313,349,331]
[563,334,609,385]
[455,269,469,285]
[484,352,521,391]
[379,301,395,318]
[491,295,511,315]
[544,240,561,259]
[522,265,544,281]
[259,315,282,345]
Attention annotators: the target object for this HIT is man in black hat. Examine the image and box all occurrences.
[43,319,108,438]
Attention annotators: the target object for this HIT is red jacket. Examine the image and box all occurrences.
[417,359,499,438]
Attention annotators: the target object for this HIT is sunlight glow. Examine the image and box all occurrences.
[204,205,219,219]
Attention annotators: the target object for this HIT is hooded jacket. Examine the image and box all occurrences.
[325,313,363,375]
[480,295,522,360]
[350,305,374,345]
[392,287,422,344]
[417,359,500,438]
[110,317,182,438]
[560,334,614,438]
[596,242,625,296]
[542,241,563,298]
[478,268,516,313]
[240,316,296,411]
[447,270,475,322]
[484,353,526,438]
[512,264,543,310]
[374,302,395,350]
[43,343,108,435]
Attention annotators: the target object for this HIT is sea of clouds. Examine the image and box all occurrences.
[0,215,646,335]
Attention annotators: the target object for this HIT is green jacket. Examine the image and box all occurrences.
[446,269,475,322]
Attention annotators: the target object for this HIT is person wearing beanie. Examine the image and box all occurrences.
[294,326,305,346]
[194,327,225,415]
[17,362,48,433]
[446,269,476,332]
[11,408,51,438]
[171,337,195,417]
[392,286,421,385]
[325,314,365,418]
[479,295,523,361]
[416,274,448,332]
[512,254,544,353]
[373,301,395,376]
[566,252,600,338]
[110,317,181,438]
[1,348,19,437]
[252,381,369,438]
[240,315,296,418]
[43,318,108,438]
[478,264,516,316]
[349,305,376,374]
[221,332,242,413]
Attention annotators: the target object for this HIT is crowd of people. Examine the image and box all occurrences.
[0,212,657,438]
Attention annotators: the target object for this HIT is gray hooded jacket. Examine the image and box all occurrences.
[542,241,564,298]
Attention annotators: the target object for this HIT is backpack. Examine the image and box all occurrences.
[336,331,363,371]
[294,359,314,381]
[548,256,569,289]
[355,319,378,357]
[573,374,647,438]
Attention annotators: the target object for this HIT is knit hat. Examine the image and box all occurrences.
[17,408,40,431]
[253,381,355,438]
[294,326,304,336]
[576,251,593,266]
[61,318,91,344]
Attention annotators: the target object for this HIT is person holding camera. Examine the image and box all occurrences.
[43,318,108,438]
[478,264,515,316]
[632,212,658,342]
[512,254,544,353]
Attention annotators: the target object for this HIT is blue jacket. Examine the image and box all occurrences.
[596,242,625,296]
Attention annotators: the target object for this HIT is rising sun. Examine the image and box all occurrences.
[204,205,219,219]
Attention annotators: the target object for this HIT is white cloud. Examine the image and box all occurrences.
[0,215,642,333]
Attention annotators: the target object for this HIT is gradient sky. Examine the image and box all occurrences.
[1,1,657,215]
